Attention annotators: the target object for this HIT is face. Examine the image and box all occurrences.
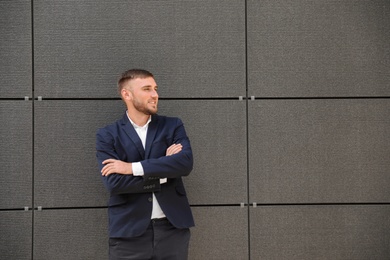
[122,77,159,115]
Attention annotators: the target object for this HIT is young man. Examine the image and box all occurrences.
[96,69,194,260]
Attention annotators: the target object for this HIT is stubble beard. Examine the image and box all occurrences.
[133,98,158,115]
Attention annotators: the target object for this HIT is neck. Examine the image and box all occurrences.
[126,109,150,126]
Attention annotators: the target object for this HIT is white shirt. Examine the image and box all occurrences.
[127,112,166,219]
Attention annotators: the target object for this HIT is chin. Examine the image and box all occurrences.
[147,109,158,115]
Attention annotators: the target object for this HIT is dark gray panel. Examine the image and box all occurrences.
[249,99,390,203]
[33,208,107,260]
[0,210,32,260]
[34,100,125,208]
[159,100,248,205]
[189,206,248,259]
[0,0,32,98]
[34,0,245,98]
[247,0,390,97]
[250,205,390,259]
[0,101,32,209]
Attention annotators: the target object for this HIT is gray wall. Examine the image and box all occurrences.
[1,0,389,259]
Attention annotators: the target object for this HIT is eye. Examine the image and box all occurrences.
[142,86,158,93]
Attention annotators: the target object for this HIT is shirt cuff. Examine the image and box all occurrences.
[132,162,144,176]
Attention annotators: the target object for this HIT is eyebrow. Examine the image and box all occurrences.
[142,85,158,89]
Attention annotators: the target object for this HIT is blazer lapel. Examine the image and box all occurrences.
[144,115,159,159]
[120,114,145,159]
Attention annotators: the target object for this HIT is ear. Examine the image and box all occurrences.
[121,89,133,101]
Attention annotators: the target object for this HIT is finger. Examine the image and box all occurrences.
[167,148,177,155]
[174,144,183,151]
[172,149,180,154]
[169,149,182,156]
[101,164,112,176]
[171,144,182,151]
[103,170,112,176]
[102,159,115,165]
[102,169,113,176]
[166,147,174,155]
[166,143,182,156]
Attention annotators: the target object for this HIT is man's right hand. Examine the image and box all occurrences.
[101,159,133,176]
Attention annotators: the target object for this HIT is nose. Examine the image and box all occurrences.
[151,89,158,98]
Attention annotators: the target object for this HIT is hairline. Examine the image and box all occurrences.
[117,69,155,94]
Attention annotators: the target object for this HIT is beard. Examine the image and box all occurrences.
[132,98,158,115]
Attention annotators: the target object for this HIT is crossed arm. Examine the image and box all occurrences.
[101,143,183,176]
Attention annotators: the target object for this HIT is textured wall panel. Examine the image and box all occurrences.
[0,101,32,209]
[0,210,32,260]
[0,0,32,98]
[33,208,107,260]
[250,205,390,259]
[247,0,390,97]
[159,100,248,205]
[34,0,245,98]
[189,206,248,259]
[34,100,125,208]
[249,99,390,203]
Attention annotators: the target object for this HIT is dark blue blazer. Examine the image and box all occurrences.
[96,113,195,238]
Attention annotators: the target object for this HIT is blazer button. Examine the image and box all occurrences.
[148,197,152,202]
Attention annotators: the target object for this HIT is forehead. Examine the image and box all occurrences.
[126,77,157,89]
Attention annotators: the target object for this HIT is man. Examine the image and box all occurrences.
[96,69,194,260]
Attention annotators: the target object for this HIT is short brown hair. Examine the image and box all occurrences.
[117,69,154,94]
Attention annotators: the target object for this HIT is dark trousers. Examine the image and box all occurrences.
[109,218,191,260]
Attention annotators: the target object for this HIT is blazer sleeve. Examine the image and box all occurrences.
[141,118,194,180]
[96,126,160,195]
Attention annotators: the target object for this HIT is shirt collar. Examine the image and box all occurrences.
[126,111,151,128]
